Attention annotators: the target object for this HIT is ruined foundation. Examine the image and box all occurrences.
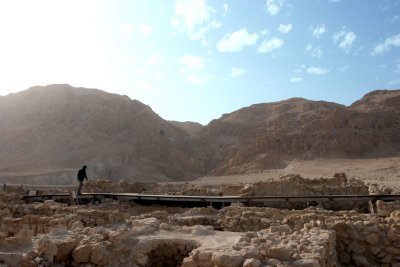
[1,176,400,266]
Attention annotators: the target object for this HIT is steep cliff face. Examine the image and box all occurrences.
[0,84,204,181]
[168,121,203,137]
[0,85,399,181]
[349,89,400,113]
[197,91,400,175]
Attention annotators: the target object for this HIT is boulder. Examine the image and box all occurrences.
[37,237,57,263]
[91,243,112,265]
[212,251,243,267]
[72,244,92,263]
[54,237,80,261]
[267,245,292,261]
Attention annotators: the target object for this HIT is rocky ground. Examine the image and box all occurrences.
[1,174,400,267]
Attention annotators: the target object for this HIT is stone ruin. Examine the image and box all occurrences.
[83,173,373,198]
[0,174,399,266]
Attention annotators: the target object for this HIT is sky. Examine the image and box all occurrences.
[0,0,399,124]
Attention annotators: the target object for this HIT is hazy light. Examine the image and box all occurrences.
[0,0,113,95]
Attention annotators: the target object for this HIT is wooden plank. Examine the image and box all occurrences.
[23,192,400,204]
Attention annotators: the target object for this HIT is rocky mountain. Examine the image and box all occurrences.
[168,121,203,137]
[0,85,399,183]
[0,84,205,183]
[198,90,400,175]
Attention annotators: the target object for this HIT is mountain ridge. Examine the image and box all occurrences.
[0,84,399,183]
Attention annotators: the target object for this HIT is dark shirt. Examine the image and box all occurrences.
[77,168,88,181]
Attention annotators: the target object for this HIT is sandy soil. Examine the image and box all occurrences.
[192,157,400,191]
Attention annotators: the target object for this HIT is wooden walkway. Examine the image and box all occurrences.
[22,192,400,207]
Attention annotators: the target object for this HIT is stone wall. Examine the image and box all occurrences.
[183,227,337,267]
[0,200,127,238]
[218,206,400,266]
[1,189,400,266]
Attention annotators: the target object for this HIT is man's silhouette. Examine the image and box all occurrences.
[77,165,88,195]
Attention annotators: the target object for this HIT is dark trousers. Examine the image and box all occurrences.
[77,180,84,195]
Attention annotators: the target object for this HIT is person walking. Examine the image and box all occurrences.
[77,165,88,195]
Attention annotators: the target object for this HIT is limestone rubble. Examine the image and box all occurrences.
[1,176,400,267]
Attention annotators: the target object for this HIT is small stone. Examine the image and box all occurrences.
[348,241,364,254]
[277,224,292,233]
[381,254,392,263]
[243,258,261,267]
[181,257,198,267]
[364,233,379,245]
[352,254,369,267]
[338,251,350,264]
[293,259,321,267]
[369,246,381,255]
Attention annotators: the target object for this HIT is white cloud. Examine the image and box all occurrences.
[371,34,400,56]
[340,32,356,50]
[387,78,400,87]
[146,54,163,65]
[312,47,323,58]
[173,0,211,30]
[278,24,292,34]
[171,0,218,43]
[265,0,284,16]
[231,67,246,77]
[258,37,284,54]
[307,67,330,75]
[339,65,349,72]
[329,0,341,3]
[178,55,208,84]
[216,28,259,52]
[259,28,269,36]
[397,63,400,72]
[311,24,326,38]
[332,29,344,43]
[290,77,303,83]
[223,4,230,16]
[305,44,323,58]
[333,28,356,52]
[178,55,204,71]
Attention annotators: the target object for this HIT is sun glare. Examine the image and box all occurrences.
[0,0,113,95]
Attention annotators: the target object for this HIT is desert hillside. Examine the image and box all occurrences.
[0,85,399,183]
[198,90,400,175]
[0,84,205,183]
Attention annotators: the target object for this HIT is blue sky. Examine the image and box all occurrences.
[0,0,399,124]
